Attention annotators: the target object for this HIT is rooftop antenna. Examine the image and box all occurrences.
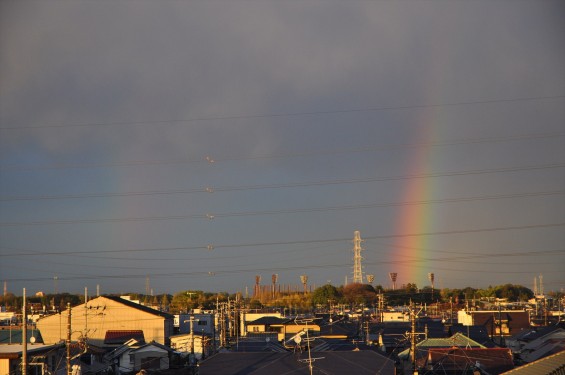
[295,317,324,375]
[352,231,364,284]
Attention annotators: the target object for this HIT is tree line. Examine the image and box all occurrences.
[1,283,560,314]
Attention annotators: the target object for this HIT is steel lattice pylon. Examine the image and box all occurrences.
[352,231,364,284]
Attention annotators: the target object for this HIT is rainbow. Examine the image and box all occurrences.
[391,123,441,289]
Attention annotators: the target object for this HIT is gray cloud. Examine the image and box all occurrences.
[1,0,563,293]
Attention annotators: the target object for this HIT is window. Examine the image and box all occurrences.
[198,321,207,326]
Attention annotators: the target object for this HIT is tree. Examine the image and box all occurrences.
[494,284,533,302]
[342,284,376,306]
[311,284,341,306]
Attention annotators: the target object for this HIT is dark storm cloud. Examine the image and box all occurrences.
[1,0,563,293]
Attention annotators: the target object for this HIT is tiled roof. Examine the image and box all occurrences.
[449,324,494,347]
[500,349,565,375]
[104,330,145,345]
[425,347,514,374]
[420,332,485,349]
[198,351,395,375]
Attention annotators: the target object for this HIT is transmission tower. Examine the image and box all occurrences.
[352,231,364,284]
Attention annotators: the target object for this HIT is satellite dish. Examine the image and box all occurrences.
[294,336,302,344]
[30,337,36,344]
[265,337,270,342]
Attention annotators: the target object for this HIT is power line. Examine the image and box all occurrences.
[1,222,563,258]
[1,162,563,202]
[1,95,562,131]
[1,131,562,171]
[3,249,564,284]
[1,190,562,227]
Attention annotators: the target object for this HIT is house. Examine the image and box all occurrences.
[245,317,321,345]
[518,328,565,363]
[397,332,486,362]
[448,323,496,348]
[318,320,358,340]
[170,332,214,359]
[0,328,43,345]
[239,312,282,337]
[246,316,287,336]
[0,343,64,375]
[457,310,530,340]
[176,312,215,336]
[506,323,565,363]
[397,332,487,372]
[105,339,179,373]
[381,310,410,322]
[36,296,174,347]
[423,347,514,374]
[198,351,396,374]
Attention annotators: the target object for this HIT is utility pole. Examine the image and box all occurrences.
[84,288,88,343]
[22,288,27,375]
[407,303,424,375]
[295,318,323,375]
[365,320,370,345]
[66,303,71,375]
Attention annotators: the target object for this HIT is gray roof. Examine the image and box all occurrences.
[501,350,565,375]
[0,329,43,344]
[198,351,396,375]
[247,316,289,325]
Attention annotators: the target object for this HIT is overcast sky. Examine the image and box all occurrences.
[1,0,564,297]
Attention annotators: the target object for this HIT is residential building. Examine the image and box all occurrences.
[0,344,62,375]
[36,296,174,347]
[457,309,530,339]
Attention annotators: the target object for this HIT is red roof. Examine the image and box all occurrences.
[424,347,514,374]
[104,330,145,345]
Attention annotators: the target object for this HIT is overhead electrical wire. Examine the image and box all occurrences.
[0,94,562,131]
[1,222,563,258]
[4,249,564,284]
[0,190,562,227]
[1,162,563,202]
[1,131,563,171]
